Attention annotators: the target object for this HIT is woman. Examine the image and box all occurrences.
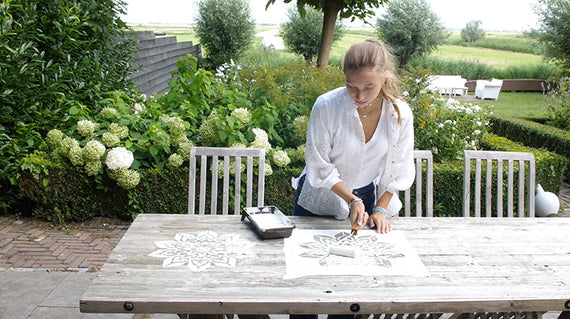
[293,38,415,235]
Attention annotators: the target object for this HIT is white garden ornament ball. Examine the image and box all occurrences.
[535,184,560,217]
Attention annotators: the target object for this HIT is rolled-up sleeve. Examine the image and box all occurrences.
[304,97,342,190]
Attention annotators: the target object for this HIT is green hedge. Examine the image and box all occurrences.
[489,115,570,182]
[18,134,566,222]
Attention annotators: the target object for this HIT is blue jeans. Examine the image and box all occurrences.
[293,174,376,217]
[291,175,375,319]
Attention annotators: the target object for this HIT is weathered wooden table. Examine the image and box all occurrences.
[80,214,570,316]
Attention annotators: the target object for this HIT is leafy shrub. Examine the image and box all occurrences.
[195,0,255,69]
[544,77,570,129]
[280,6,345,63]
[0,0,136,214]
[445,33,545,55]
[407,56,558,80]
[376,0,448,67]
[400,68,490,162]
[461,20,485,43]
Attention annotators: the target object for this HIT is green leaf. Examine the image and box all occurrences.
[42,178,49,187]
[149,145,159,156]
[69,106,79,115]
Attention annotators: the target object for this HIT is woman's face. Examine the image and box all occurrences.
[345,67,385,108]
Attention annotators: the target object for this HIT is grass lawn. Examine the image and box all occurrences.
[464,92,549,118]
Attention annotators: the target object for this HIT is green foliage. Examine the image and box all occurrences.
[461,20,485,43]
[489,114,570,182]
[482,133,568,194]
[281,6,345,63]
[543,77,570,129]
[266,0,385,21]
[407,55,558,80]
[195,0,256,69]
[375,0,448,67]
[0,0,136,214]
[264,166,303,215]
[533,0,570,71]
[400,67,490,162]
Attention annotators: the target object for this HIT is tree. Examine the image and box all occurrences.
[533,0,570,71]
[266,0,388,68]
[281,6,345,63]
[461,20,485,43]
[376,0,447,68]
[196,0,256,69]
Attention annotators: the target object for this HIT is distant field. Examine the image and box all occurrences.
[431,45,545,67]
[129,24,548,69]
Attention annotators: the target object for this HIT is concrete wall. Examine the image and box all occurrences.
[130,31,202,96]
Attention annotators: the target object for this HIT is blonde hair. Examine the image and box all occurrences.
[343,39,402,123]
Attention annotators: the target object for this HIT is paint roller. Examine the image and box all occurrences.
[329,245,360,258]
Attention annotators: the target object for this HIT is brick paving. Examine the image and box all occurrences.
[0,183,568,271]
[0,216,129,270]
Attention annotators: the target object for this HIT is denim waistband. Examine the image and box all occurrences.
[352,182,374,196]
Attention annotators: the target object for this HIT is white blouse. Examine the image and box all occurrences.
[293,87,415,219]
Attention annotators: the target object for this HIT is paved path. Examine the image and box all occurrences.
[1,183,569,318]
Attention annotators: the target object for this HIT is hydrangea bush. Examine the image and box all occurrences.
[400,68,490,162]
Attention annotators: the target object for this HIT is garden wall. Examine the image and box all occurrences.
[465,79,548,92]
[129,31,202,96]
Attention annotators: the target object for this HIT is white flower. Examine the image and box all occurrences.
[105,147,134,170]
[77,120,96,137]
[250,128,271,152]
[232,108,251,126]
[83,140,106,161]
[273,150,290,167]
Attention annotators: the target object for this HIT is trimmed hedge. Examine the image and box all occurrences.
[489,115,570,182]
[18,133,566,222]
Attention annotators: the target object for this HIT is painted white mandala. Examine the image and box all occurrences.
[148,231,256,271]
[298,231,405,267]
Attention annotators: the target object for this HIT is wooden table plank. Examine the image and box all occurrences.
[80,215,570,315]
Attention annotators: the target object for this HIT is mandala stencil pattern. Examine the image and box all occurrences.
[284,229,429,279]
[149,231,255,271]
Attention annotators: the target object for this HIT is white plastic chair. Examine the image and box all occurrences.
[188,146,265,215]
[475,79,503,100]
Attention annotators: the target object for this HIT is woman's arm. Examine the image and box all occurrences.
[331,182,368,230]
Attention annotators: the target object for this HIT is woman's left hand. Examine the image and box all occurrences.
[369,212,392,234]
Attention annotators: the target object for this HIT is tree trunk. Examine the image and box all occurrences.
[316,0,342,68]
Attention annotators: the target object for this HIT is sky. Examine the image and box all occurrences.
[121,0,541,32]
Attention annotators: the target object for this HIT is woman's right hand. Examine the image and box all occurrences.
[349,201,368,231]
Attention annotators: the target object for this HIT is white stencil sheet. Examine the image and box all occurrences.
[283,229,429,279]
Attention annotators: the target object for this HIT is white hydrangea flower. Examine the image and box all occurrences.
[264,162,273,176]
[68,146,84,166]
[77,120,96,137]
[171,133,189,147]
[178,141,193,161]
[83,140,106,161]
[116,169,140,189]
[273,150,290,167]
[293,115,309,140]
[250,128,271,152]
[102,132,120,147]
[85,160,103,176]
[99,107,119,118]
[167,153,184,168]
[105,147,134,170]
[231,142,247,149]
[232,108,251,126]
[108,123,129,139]
[46,129,63,146]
